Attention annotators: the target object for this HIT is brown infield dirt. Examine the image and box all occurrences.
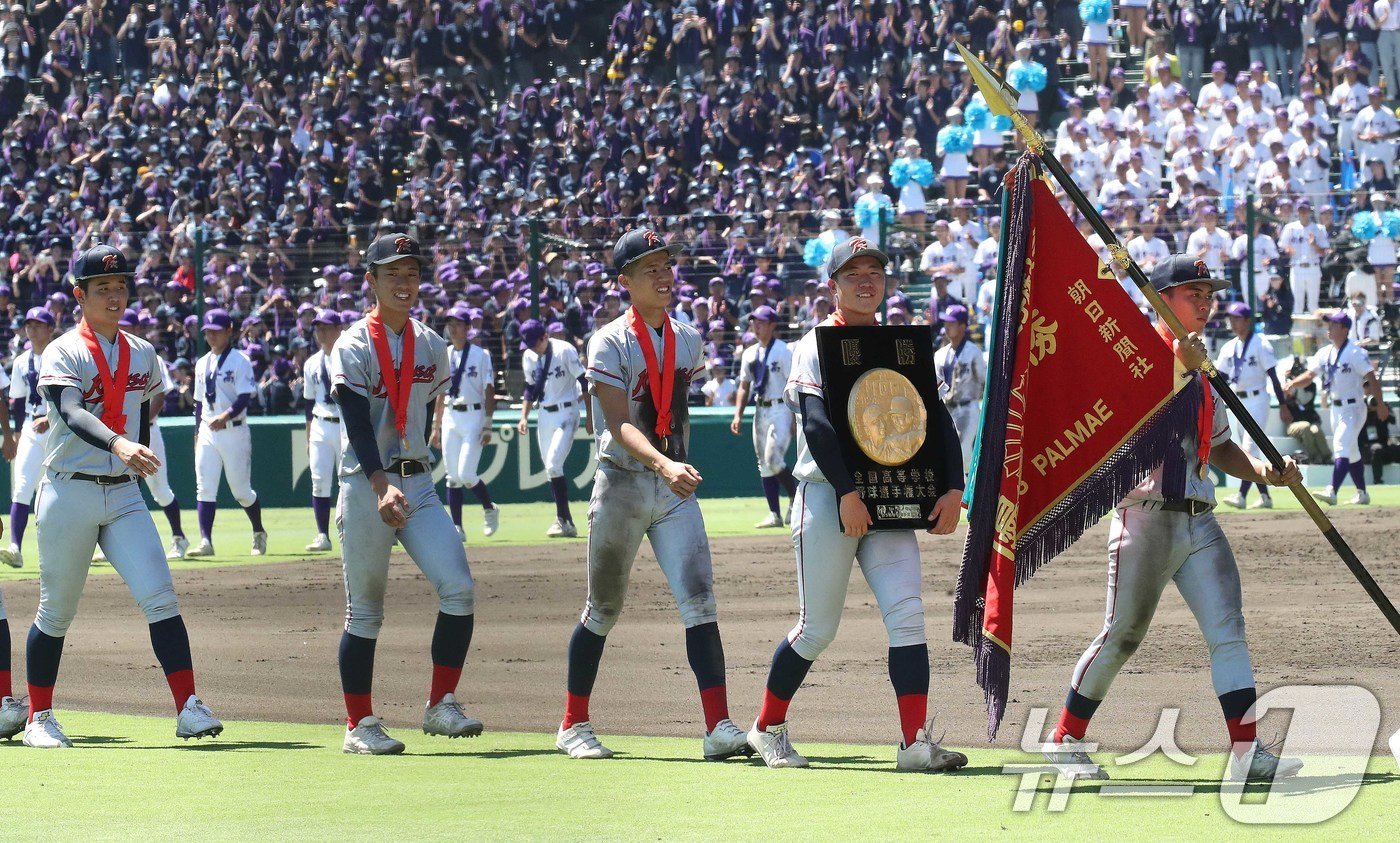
[4,506,1398,754]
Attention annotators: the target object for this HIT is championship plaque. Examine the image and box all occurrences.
[816,325,950,531]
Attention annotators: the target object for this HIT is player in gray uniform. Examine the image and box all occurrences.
[302,310,343,552]
[21,245,223,749]
[555,229,751,762]
[730,305,797,528]
[431,304,501,540]
[1045,255,1304,782]
[330,233,481,755]
[517,319,590,538]
[189,309,267,557]
[933,304,986,475]
[1,308,57,569]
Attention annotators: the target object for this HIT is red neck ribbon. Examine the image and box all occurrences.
[367,309,416,441]
[1156,321,1214,470]
[629,306,676,441]
[79,320,131,434]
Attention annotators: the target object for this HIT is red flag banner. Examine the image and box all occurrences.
[954,158,1197,739]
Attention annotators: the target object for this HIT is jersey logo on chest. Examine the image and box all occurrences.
[370,363,439,397]
[82,371,151,403]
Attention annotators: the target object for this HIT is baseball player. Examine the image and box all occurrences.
[729,304,797,529]
[1215,302,1285,510]
[1283,311,1390,506]
[1045,256,1303,782]
[747,238,968,772]
[934,304,986,474]
[330,233,480,755]
[1,308,57,569]
[1277,202,1327,315]
[432,304,501,540]
[190,309,267,557]
[555,229,749,762]
[517,317,591,538]
[21,245,223,749]
[302,309,343,552]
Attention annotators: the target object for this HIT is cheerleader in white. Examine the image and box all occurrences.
[854,174,895,243]
[1352,196,1399,304]
[891,139,935,230]
[1007,42,1048,128]
[966,92,1010,170]
[937,108,974,203]
[1079,0,1113,86]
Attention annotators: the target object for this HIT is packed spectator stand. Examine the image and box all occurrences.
[0,0,1397,418]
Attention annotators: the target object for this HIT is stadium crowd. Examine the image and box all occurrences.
[0,0,1396,418]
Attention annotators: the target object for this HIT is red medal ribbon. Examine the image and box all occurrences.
[1156,322,1214,472]
[367,309,416,442]
[79,319,131,433]
[629,306,675,442]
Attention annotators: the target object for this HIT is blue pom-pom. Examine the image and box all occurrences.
[1384,210,1400,240]
[1010,61,1047,93]
[965,98,989,131]
[803,237,831,269]
[939,125,974,154]
[993,114,1013,131]
[890,157,912,188]
[1079,0,1111,24]
[910,158,935,186]
[1352,212,1380,242]
[854,193,892,229]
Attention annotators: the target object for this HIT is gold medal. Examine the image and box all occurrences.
[659,435,669,453]
[848,368,927,466]
[1198,462,1209,480]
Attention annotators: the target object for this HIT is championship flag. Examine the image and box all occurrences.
[954,156,1199,739]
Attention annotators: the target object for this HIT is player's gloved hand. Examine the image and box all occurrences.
[374,481,409,528]
[113,438,161,478]
[659,459,702,498]
[926,489,962,535]
[1262,456,1302,487]
[839,491,873,538]
[1173,332,1208,371]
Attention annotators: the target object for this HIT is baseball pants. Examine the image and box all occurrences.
[33,473,180,638]
[442,408,488,488]
[1329,403,1366,462]
[580,462,718,636]
[307,416,342,498]
[195,423,257,506]
[785,481,927,661]
[1,589,6,620]
[11,420,47,506]
[753,405,794,478]
[1070,502,1254,701]
[1290,267,1321,315]
[337,471,474,639]
[1232,393,1271,459]
[948,402,981,472]
[143,422,175,508]
[537,405,579,478]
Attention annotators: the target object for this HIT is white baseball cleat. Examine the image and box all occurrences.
[422,693,484,738]
[1223,493,1246,509]
[896,725,969,772]
[547,518,578,538]
[1312,488,1337,506]
[176,695,224,739]
[305,534,332,552]
[1249,496,1273,510]
[187,538,215,557]
[1348,491,1371,505]
[167,536,190,560]
[556,721,614,759]
[0,544,22,569]
[483,504,501,537]
[754,512,785,529]
[1228,739,1303,782]
[0,696,26,740]
[251,531,269,556]
[343,716,406,755]
[703,718,755,761]
[1043,735,1110,780]
[23,710,72,749]
[747,721,809,768]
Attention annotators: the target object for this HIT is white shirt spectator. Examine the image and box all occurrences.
[1187,225,1233,273]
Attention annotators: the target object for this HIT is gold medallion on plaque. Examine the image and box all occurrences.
[847,368,927,466]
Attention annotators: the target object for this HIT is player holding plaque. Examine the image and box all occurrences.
[747,238,968,773]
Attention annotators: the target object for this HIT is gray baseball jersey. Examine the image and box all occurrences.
[329,316,450,475]
[585,315,706,470]
[193,346,256,417]
[523,337,585,406]
[784,320,831,484]
[37,329,165,476]
[303,348,339,420]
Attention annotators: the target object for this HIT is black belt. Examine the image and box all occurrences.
[1234,389,1261,397]
[1157,498,1213,515]
[316,416,341,423]
[386,459,430,476]
[1332,398,1358,406]
[541,401,574,412]
[209,419,245,427]
[755,398,781,407]
[451,402,484,411]
[72,473,134,486]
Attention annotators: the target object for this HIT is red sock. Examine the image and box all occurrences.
[0,670,10,699]
[27,684,54,722]
[344,693,373,728]
[1226,716,1256,754]
[757,689,793,731]
[563,692,590,729]
[430,664,462,707]
[699,685,729,732]
[896,693,927,747]
[166,669,196,712]
[1053,709,1091,743]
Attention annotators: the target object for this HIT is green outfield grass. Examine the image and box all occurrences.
[1,711,1395,841]
[1,487,1395,582]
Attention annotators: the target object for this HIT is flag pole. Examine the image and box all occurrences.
[955,44,1400,636]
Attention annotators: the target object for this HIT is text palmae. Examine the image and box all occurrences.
[1029,399,1115,477]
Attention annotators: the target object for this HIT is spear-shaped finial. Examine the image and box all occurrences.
[953,43,1044,156]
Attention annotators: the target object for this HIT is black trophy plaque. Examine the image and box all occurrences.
[815,324,950,531]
